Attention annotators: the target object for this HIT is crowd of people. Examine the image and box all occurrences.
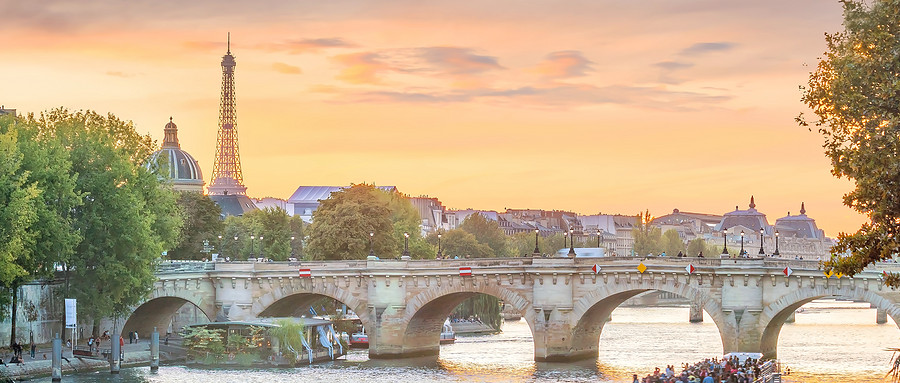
[633,355,773,383]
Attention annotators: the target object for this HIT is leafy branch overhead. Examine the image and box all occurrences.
[799,0,900,286]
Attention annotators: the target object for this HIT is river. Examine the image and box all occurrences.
[51,300,898,382]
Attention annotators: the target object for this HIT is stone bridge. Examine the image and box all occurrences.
[122,257,900,361]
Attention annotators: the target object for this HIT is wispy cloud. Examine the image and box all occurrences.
[654,61,694,84]
[679,42,736,56]
[333,52,392,84]
[257,38,355,54]
[272,62,302,74]
[416,47,503,75]
[534,51,594,79]
[340,83,730,111]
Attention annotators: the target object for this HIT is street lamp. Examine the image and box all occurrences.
[722,227,728,255]
[437,233,443,259]
[774,230,780,256]
[233,235,238,260]
[250,235,256,258]
[217,235,222,261]
[259,236,264,258]
[740,231,745,256]
[568,228,576,257]
[564,231,568,248]
[596,229,601,248]
[290,236,296,258]
[402,232,410,258]
[368,232,375,258]
[533,228,540,257]
[758,228,765,255]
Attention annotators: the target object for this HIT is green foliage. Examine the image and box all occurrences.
[661,229,685,256]
[437,229,493,258]
[183,326,225,360]
[169,192,223,260]
[798,0,900,285]
[289,215,304,258]
[686,238,716,257]
[27,109,184,321]
[268,319,306,361]
[0,115,81,321]
[246,208,293,260]
[459,213,509,257]
[306,184,431,260]
[453,294,502,331]
[633,211,662,256]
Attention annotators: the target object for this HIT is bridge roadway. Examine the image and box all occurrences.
[123,256,900,362]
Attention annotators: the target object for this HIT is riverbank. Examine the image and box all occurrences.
[0,340,182,381]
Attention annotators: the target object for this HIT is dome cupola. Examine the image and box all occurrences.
[149,117,205,192]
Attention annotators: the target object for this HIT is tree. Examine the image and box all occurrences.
[438,229,493,258]
[26,109,182,330]
[459,213,509,257]
[661,229,685,256]
[798,0,900,287]
[374,189,432,259]
[169,192,223,260]
[633,211,662,256]
[243,208,293,260]
[289,215,304,259]
[306,184,396,260]
[686,238,715,257]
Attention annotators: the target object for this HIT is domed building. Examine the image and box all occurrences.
[149,117,205,192]
[775,202,825,239]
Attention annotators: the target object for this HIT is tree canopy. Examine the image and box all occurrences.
[799,0,900,286]
[306,184,431,260]
[459,213,509,257]
[169,191,223,260]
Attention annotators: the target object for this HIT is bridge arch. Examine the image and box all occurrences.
[253,282,372,331]
[399,281,536,357]
[570,277,731,359]
[123,293,214,339]
[758,285,900,359]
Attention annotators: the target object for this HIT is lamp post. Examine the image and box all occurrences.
[564,231,568,248]
[402,232,410,258]
[368,232,375,258]
[596,229,601,248]
[217,235,222,260]
[533,228,540,257]
[774,230,780,256]
[740,231,745,256]
[250,235,256,259]
[290,236,296,259]
[758,228,765,255]
[568,228,576,257]
[259,236,264,258]
[437,233,443,259]
[721,227,728,255]
[233,235,238,260]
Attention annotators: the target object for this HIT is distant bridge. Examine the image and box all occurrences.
[123,257,900,361]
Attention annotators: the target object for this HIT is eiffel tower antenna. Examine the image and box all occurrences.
[208,33,247,196]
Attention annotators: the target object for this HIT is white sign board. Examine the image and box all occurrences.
[65,299,77,328]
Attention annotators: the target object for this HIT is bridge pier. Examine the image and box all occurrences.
[877,308,888,324]
[689,299,704,323]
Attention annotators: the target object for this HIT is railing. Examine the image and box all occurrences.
[752,360,782,383]
[157,261,214,273]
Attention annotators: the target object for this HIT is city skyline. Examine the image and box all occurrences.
[2,0,863,236]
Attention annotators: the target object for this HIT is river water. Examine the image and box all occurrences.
[53,300,898,383]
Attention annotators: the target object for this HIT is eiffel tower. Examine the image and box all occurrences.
[208,33,247,196]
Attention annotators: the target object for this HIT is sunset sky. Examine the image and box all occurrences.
[2,0,864,236]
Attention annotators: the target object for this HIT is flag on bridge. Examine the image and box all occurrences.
[685,264,695,274]
[299,268,311,278]
[459,266,472,277]
[783,267,793,277]
[592,264,601,274]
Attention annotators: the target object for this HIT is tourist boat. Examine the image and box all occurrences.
[440,319,456,344]
[349,327,369,348]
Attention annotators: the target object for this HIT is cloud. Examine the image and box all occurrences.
[105,71,137,78]
[654,61,695,85]
[257,38,355,54]
[271,62,302,74]
[534,51,594,78]
[679,42,736,56]
[332,52,392,84]
[340,83,730,111]
[416,47,503,75]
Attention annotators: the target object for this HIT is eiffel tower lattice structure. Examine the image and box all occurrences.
[208,33,247,196]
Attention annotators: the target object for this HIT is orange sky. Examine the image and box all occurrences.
[1,0,865,236]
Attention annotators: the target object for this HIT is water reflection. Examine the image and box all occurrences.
[54,303,898,383]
